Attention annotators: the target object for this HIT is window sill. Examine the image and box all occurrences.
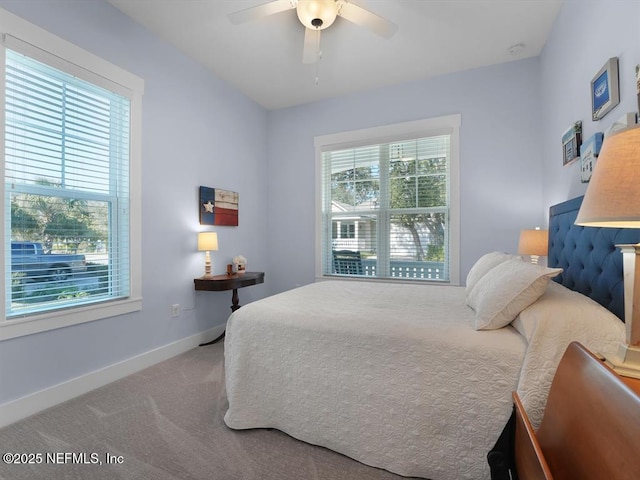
[0,297,143,341]
[316,275,459,287]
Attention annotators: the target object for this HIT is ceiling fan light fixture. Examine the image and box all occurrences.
[296,0,338,30]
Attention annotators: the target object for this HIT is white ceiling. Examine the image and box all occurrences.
[107,0,563,110]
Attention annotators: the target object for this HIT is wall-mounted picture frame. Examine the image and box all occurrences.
[562,121,582,166]
[580,132,603,183]
[604,111,637,137]
[199,186,239,226]
[591,57,620,121]
[636,64,640,116]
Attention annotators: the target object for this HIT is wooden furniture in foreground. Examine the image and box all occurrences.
[194,271,264,346]
[513,342,640,480]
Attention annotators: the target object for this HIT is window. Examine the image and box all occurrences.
[333,221,355,240]
[316,115,460,284]
[0,13,144,340]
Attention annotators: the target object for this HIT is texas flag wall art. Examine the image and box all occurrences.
[199,186,239,226]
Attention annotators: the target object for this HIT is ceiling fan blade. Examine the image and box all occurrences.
[303,28,321,64]
[337,1,398,38]
[228,0,296,25]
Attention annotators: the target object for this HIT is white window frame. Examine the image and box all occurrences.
[0,8,144,340]
[315,115,461,285]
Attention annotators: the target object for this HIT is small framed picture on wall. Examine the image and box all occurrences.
[636,64,640,115]
[199,186,239,226]
[580,132,603,183]
[604,112,637,137]
[562,121,582,166]
[591,57,620,121]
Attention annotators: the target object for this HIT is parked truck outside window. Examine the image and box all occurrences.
[11,241,87,282]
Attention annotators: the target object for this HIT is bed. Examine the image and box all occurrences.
[223,196,640,480]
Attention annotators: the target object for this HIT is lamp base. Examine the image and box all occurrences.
[202,254,212,278]
[604,342,640,379]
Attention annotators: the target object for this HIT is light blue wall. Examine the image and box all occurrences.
[540,0,640,208]
[0,0,269,405]
[266,58,545,294]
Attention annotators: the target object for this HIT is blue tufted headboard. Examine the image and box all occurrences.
[548,196,640,321]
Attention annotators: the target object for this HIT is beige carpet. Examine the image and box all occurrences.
[0,342,423,479]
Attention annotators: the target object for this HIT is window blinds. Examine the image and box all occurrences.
[5,47,131,317]
[322,135,451,281]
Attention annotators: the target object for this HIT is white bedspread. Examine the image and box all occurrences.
[224,281,526,480]
[512,281,626,429]
[223,280,626,479]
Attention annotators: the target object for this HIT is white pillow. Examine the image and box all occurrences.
[465,251,521,296]
[467,259,562,330]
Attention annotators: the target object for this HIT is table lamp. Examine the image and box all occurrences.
[198,231,218,279]
[575,125,640,378]
[518,228,548,264]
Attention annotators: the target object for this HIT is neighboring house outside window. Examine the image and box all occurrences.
[316,115,460,284]
[0,12,144,340]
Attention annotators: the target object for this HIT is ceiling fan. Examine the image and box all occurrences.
[228,0,398,64]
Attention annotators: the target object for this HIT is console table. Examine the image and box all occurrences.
[194,271,264,346]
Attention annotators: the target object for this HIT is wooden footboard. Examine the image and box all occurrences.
[513,392,552,480]
[514,342,640,480]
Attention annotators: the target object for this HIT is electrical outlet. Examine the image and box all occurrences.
[171,304,180,317]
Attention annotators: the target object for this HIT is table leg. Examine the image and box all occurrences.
[231,288,240,312]
[199,330,225,346]
[199,288,241,346]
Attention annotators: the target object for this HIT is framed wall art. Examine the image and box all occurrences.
[580,132,603,183]
[636,64,640,116]
[591,57,620,121]
[199,186,239,226]
[604,111,637,137]
[562,121,582,166]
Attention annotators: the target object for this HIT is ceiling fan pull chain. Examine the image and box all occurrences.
[315,28,321,85]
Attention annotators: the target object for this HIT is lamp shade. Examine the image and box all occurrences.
[197,232,218,251]
[518,229,548,256]
[576,126,640,227]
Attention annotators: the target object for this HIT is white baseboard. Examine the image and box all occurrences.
[0,325,224,428]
